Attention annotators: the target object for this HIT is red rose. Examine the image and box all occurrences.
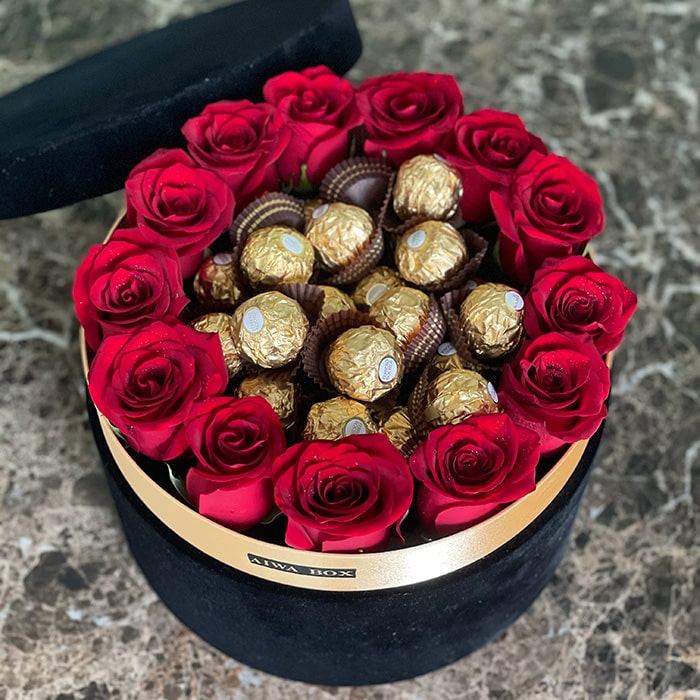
[263,65,360,188]
[73,227,188,351]
[438,109,547,224]
[272,434,414,552]
[124,148,235,274]
[524,256,637,353]
[498,332,610,457]
[184,396,286,530]
[410,414,540,536]
[356,71,463,165]
[181,100,289,210]
[88,320,228,461]
[491,152,605,285]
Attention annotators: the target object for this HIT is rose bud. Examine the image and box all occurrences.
[410,413,540,536]
[272,434,414,552]
[185,396,286,530]
[523,256,637,354]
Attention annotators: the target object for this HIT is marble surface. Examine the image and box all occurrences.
[0,0,698,698]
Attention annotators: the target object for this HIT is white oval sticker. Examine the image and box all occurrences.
[281,233,304,255]
[212,252,233,265]
[343,418,368,436]
[505,291,524,311]
[378,356,398,383]
[367,283,388,305]
[312,204,329,220]
[406,229,427,249]
[487,382,499,404]
[243,308,264,334]
[437,342,457,357]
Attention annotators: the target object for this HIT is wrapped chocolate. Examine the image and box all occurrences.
[193,253,242,307]
[378,405,416,456]
[458,282,524,360]
[305,202,374,271]
[427,341,465,381]
[303,198,326,228]
[230,291,309,368]
[239,225,315,289]
[424,368,500,428]
[351,266,404,309]
[318,285,357,320]
[303,397,378,441]
[235,371,297,429]
[394,221,468,288]
[392,154,463,221]
[368,287,431,349]
[190,312,242,379]
[326,325,404,402]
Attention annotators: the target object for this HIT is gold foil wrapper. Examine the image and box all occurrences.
[351,266,404,309]
[230,291,309,368]
[394,221,468,287]
[424,369,500,428]
[392,154,463,221]
[378,406,416,456]
[191,312,242,379]
[235,371,297,429]
[193,253,242,307]
[303,397,378,441]
[318,285,357,320]
[326,325,404,402]
[368,287,431,349]
[305,202,374,271]
[459,282,524,360]
[239,225,315,289]
[303,198,326,228]
[427,341,465,380]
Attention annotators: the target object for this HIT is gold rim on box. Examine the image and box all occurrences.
[82,217,611,592]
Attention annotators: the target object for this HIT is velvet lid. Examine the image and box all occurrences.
[0,0,362,219]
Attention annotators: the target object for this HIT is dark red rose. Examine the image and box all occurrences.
[73,227,188,351]
[263,65,360,188]
[124,148,235,274]
[410,414,540,536]
[437,109,547,224]
[181,100,289,211]
[491,152,605,285]
[356,71,463,165]
[184,396,286,530]
[88,320,228,461]
[524,256,637,353]
[272,434,414,552]
[498,332,610,457]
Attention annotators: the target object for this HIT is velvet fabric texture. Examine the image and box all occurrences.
[88,396,603,685]
[0,0,362,219]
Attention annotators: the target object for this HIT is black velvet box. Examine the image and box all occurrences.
[3,0,607,685]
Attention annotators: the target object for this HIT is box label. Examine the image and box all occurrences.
[247,554,356,578]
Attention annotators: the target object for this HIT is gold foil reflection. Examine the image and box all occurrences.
[191,312,242,379]
[235,371,297,429]
[303,397,378,441]
[424,369,500,428]
[368,287,430,348]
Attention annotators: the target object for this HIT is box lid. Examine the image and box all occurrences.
[0,0,362,220]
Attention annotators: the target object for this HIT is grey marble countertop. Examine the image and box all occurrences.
[1,0,698,698]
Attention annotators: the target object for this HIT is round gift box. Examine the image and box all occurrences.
[81,286,610,686]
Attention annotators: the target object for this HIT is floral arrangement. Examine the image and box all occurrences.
[74,67,636,554]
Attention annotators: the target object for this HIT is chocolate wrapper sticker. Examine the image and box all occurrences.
[392,154,463,221]
[423,368,500,428]
[303,396,378,441]
[326,325,404,402]
[351,265,404,310]
[318,285,357,320]
[368,286,431,348]
[427,341,465,380]
[235,371,297,429]
[193,253,242,308]
[191,312,242,379]
[240,225,315,289]
[394,220,468,288]
[459,282,524,360]
[378,405,417,456]
[230,291,309,368]
[305,202,374,271]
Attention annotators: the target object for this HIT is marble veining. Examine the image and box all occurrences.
[0,0,698,697]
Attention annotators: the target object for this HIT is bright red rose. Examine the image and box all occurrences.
[73,227,188,351]
[272,434,414,553]
[356,71,463,165]
[263,65,360,188]
[88,320,228,461]
[181,100,289,210]
[438,109,547,224]
[410,414,540,536]
[185,396,286,530]
[524,256,637,353]
[124,148,235,274]
[491,152,605,285]
[498,332,610,457]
